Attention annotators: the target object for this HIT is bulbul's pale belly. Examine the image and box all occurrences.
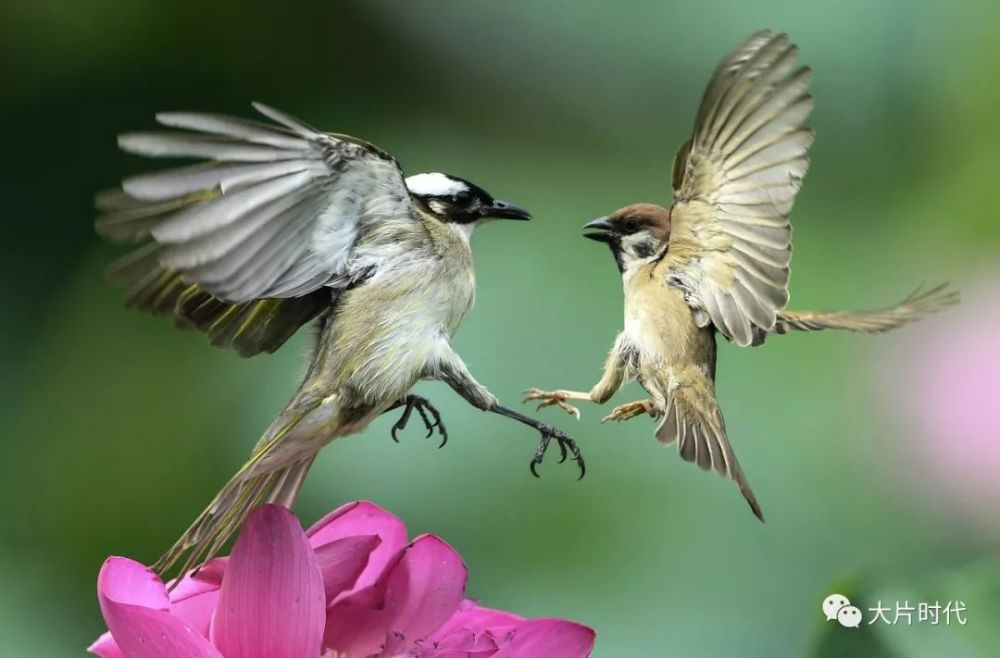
[324,257,475,410]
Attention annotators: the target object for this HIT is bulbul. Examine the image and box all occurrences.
[524,31,957,521]
[97,103,584,576]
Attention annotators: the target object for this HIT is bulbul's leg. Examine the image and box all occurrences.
[436,347,585,478]
[488,404,586,479]
[384,394,448,447]
[601,399,661,424]
[524,332,633,418]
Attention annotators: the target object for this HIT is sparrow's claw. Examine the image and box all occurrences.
[601,399,659,424]
[390,394,448,448]
[522,388,581,419]
[529,422,585,480]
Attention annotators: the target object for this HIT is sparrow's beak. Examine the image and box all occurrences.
[583,216,616,243]
[483,199,532,221]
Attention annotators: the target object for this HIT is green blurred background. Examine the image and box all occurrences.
[3,1,999,656]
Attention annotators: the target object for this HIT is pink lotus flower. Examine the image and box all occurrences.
[90,502,595,658]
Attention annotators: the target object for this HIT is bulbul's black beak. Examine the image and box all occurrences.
[483,199,532,221]
[583,216,616,243]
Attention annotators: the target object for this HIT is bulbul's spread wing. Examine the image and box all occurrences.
[665,31,814,347]
[97,103,414,355]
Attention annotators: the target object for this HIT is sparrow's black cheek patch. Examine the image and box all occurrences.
[633,239,656,259]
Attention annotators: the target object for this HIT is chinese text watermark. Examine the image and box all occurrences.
[823,593,967,628]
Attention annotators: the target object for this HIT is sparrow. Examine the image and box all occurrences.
[524,31,957,521]
[97,103,584,577]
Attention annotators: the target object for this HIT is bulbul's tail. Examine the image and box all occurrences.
[153,398,326,580]
[764,283,958,341]
[654,366,764,522]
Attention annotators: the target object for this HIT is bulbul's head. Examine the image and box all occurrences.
[406,172,531,225]
[583,203,671,270]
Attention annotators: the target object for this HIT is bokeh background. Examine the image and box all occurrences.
[3,1,999,656]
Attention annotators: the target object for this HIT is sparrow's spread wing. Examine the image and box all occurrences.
[98,103,413,304]
[666,31,814,346]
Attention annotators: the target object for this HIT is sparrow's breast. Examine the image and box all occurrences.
[623,264,715,392]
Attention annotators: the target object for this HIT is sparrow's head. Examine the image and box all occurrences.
[583,203,671,272]
[406,172,531,227]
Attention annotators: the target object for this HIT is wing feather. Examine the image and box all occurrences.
[666,31,814,345]
[154,112,310,150]
[123,161,315,202]
[118,132,302,162]
[98,103,413,304]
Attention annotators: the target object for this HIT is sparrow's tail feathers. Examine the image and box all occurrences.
[655,368,764,522]
[769,282,958,338]
[153,402,322,581]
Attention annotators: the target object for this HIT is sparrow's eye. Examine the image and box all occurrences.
[623,219,640,233]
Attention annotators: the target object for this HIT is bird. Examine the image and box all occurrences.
[96,102,585,577]
[523,30,957,521]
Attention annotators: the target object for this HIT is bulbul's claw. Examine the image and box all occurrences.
[522,388,581,419]
[389,394,448,448]
[529,422,585,480]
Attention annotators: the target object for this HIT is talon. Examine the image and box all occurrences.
[528,426,585,479]
[414,404,434,438]
[389,395,448,447]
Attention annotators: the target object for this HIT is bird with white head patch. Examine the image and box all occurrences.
[96,102,582,580]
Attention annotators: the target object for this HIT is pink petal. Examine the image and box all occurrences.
[428,628,502,655]
[306,500,408,598]
[494,619,596,658]
[99,557,170,611]
[168,558,226,637]
[324,587,393,658]
[172,588,220,639]
[325,535,466,656]
[212,505,326,658]
[431,600,523,642]
[87,632,124,658]
[314,535,381,601]
[97,557,222,658]
[382,534,467,647]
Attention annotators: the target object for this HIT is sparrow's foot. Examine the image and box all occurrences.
[522,388,581,419]
[389,394,448,448]
[602,399,659,424]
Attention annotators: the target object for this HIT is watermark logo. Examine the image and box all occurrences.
[823,594,967,628]
[822,593,851,623]
[823,594,862,628]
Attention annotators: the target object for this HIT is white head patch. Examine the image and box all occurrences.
[405,172,468,197]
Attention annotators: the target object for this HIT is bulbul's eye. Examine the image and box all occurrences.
[455,191,472,204]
